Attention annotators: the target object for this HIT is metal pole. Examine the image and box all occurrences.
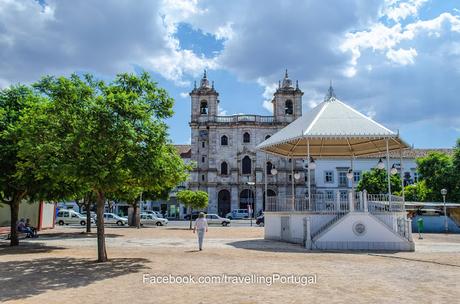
[351,155,355,209]
[400,147,405,202]
[291,156,295,210]
[386,139,392,209]
[307,140,311,209]
[265,153,268,212]
[443,195,448,233]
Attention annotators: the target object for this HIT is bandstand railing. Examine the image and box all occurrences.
[265,190,406,214]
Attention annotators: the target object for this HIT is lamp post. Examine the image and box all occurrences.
[247,181,255,226]
[441,188,448,233]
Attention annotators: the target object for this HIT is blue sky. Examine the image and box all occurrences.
[1,0,459,148]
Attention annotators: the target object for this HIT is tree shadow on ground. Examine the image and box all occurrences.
[0,257,149,302]
[227,239,309,253]
[165,227,192,231]
[0,242,66,255]
[38,231,123,239]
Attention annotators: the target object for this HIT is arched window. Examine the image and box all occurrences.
[265,135,271,140]
[200,100,208,114]
[266,162,273,175]
[242,156,251,174]
[221,162,228,175]
[243,132,250,143]
[285,100,293,115]
[221,135,228,146]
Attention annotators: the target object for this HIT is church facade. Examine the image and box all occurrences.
[189,71,311,217]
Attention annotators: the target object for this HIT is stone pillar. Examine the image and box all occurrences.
[348,191,354,212]
[304,217,311,250]
[406,219,413,242]
[363,190,368,213]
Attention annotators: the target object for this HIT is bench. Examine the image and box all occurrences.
[6,231,29,240]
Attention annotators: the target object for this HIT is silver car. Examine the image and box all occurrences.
[206,214,231,226]
[103,213,128,226]
[140,213,168,226]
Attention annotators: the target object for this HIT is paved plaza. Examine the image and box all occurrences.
[1,225,460,304]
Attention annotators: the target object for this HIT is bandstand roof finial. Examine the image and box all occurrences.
[324,80,336,101]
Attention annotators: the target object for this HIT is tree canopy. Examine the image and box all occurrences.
[8,72,188,261]
[356,168,402,195]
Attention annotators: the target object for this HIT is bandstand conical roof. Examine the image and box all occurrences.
[257,86,409,158]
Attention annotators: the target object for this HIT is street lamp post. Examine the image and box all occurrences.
[441,188,448,233]
[247,181,255,227]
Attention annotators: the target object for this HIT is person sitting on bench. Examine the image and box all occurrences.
[26,218,38,238]
[17,218,34,238]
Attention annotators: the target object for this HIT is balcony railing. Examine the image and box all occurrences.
[196,115,275,124]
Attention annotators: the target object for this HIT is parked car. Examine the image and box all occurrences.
[80,211,96,219]
[56,209,94,226]
[256,215,264,227]
[142,210,164,218]
[184,211,201,220]
[103,213,128,226]
[205,214,231,226]
[140,213,168,226]
[225,209,249,220]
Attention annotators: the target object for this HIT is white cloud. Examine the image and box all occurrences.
[257,78,277,113]
[381,0,428,22]
[179,92,189,98]
[386,47,417,65]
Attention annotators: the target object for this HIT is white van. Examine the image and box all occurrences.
[56,209,94,226]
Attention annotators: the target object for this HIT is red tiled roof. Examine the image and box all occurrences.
[364,148,454,159]
[174,145,191,158]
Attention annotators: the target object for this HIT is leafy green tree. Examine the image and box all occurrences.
[0,85,55,246]
[18,72,184,262]
[356,168,402,194]
[177,190,208,229]
[401,181,429,202]
[416,151,454,201]
[451,139,460,202]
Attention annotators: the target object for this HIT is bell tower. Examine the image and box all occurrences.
[273,70,303,123]
[190,70,219,122]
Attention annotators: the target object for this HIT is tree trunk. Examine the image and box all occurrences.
[96,190,107,262]
[85,200,92,233]
[134,202,141,229]
[189,207,193,230]
[9,199,20,246]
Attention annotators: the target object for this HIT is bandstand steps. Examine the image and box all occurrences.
[311,212,347,240]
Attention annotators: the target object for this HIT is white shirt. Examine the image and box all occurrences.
[194,217,208,230]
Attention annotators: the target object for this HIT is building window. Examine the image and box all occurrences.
[414,172,419,183]
[221,162,228,175]
[266,162,273,175]
[243,132,250,143]
[288,174,292,182]
[265,135,271,140]
[325,190,334,200]
[200,100,208,114]
[221,135,228,146]
[242,156,251,174]
[338,171,347,187]
[324,171,334,183]
[340,190,348,200]
[201,141,205,148]
[201,156,206,163]
[353,171,361,183]
[201,175,205,181]
[285,100,293,115]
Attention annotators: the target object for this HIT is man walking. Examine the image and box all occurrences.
[193,212,208,251]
